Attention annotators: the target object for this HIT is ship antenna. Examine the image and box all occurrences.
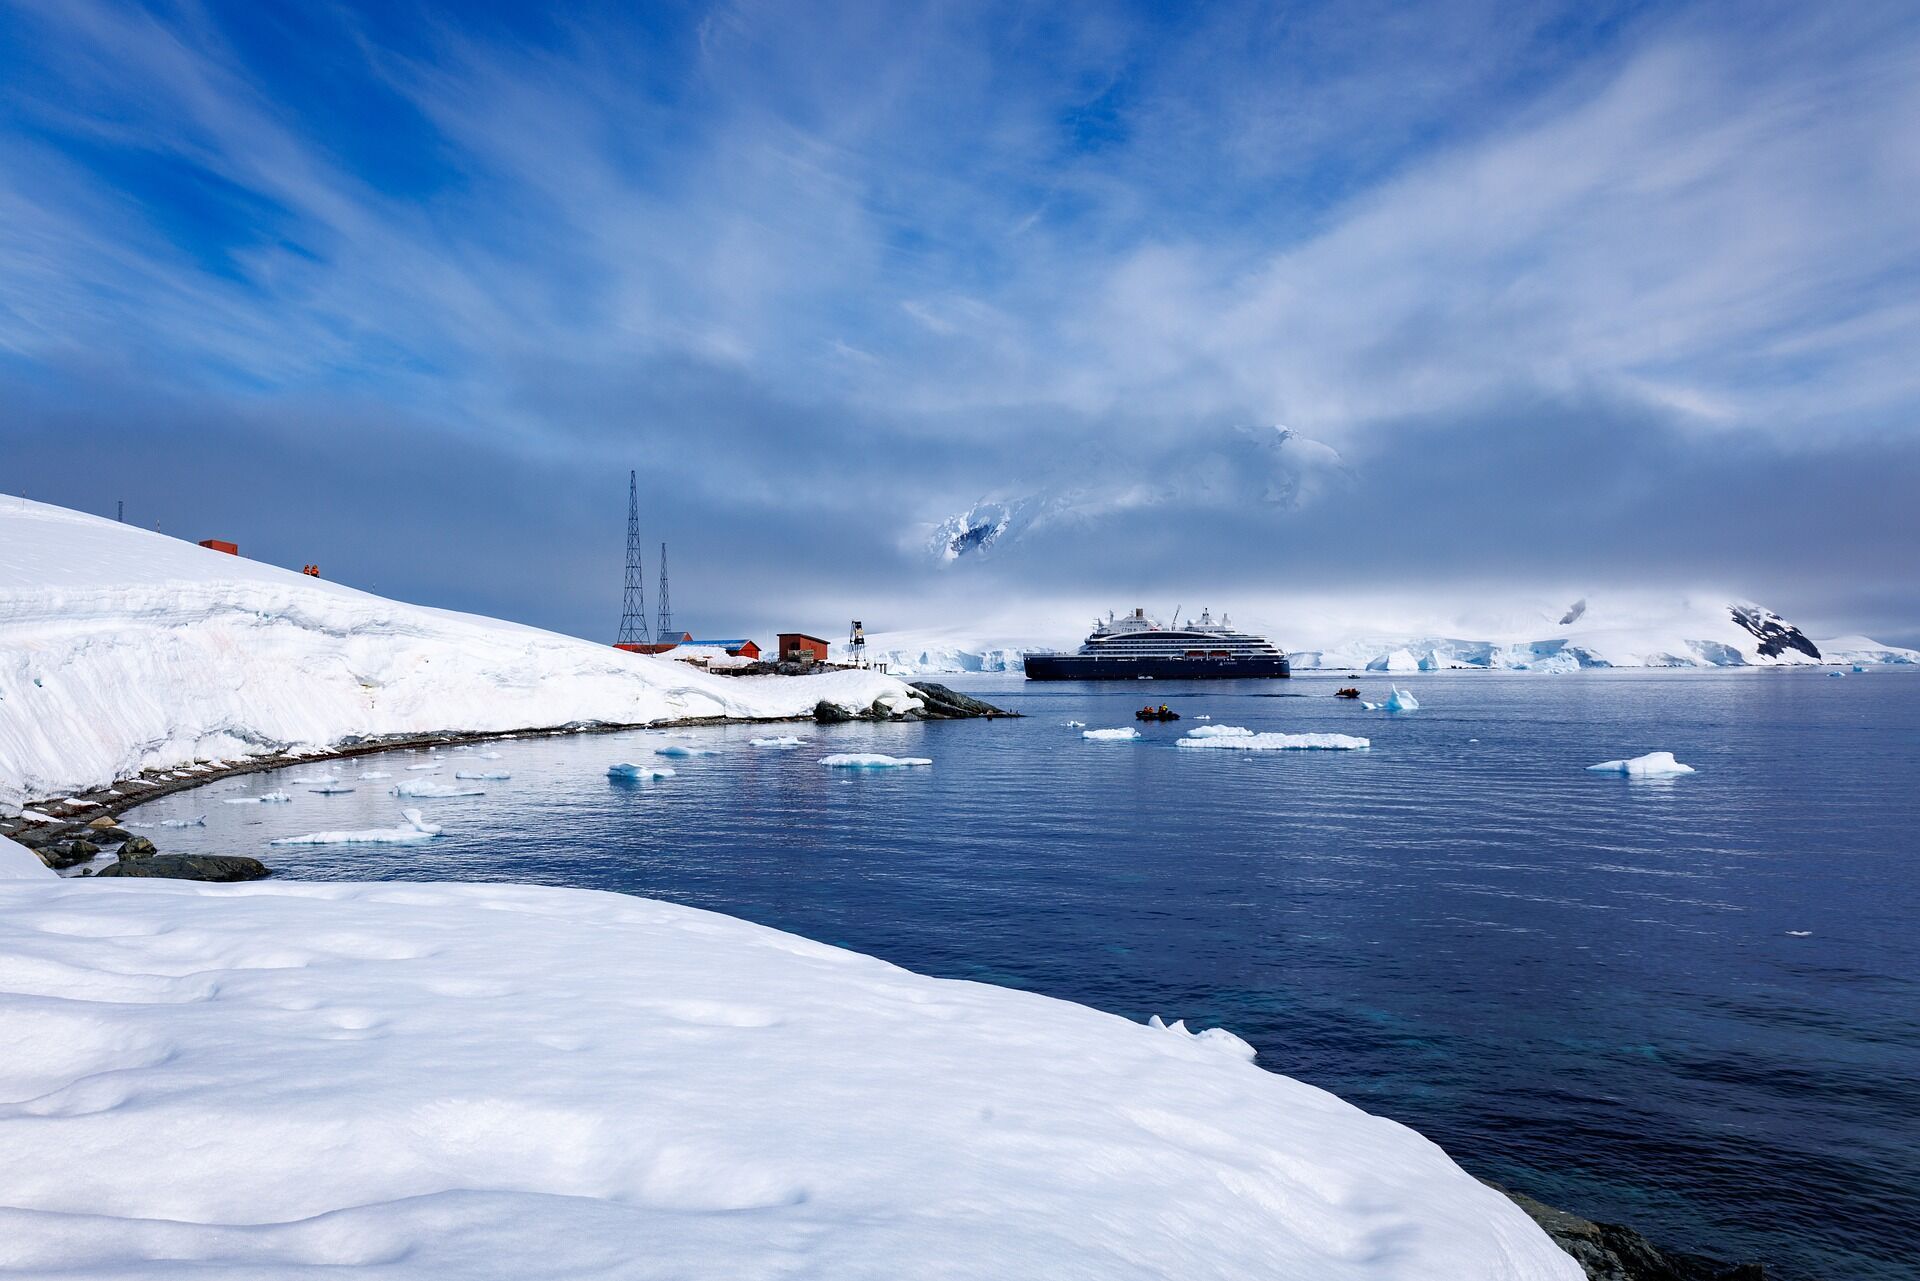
[616,470,647,646]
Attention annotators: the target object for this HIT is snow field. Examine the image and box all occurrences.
[0,879,1580,1280]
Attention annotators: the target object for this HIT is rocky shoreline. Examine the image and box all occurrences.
[2,680,1015,879]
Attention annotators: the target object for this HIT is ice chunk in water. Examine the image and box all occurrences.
[287,775,337,785]
[1178,732,1370,752]
[1082,728,1141,741]
[818,754,933,769]
[655,745,718,758]
[224,792,293,804]
[1184,725,1252,739]
[608,763,675,781]
[1586,751,1695,777]
[1385,686,1419,712]
[1064,720,1087,728]
[749,736,806,748]
[405,763,441,771]
[454,771,511,780]
[309,785,356,795]
[158,817,206,828]
[358,771,392,780]
[392,781,485,798]
[272,809,442,845]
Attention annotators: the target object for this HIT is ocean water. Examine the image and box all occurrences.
[129,668,1920,1280]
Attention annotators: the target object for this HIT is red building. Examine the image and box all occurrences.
[777,633,831,665]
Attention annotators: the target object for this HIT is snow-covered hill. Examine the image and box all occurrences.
[0,876,1579,1279]
[0,499,913,812]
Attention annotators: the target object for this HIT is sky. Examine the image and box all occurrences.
[3,0,1918,647]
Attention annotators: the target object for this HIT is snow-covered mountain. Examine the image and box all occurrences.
[925,425,1348,563]
[0,499,915,812]
[854,597,1917,675]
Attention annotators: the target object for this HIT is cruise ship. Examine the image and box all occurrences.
[1023,608,1291,680]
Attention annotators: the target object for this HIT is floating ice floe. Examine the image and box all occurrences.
[1828,670,1845,678]
[454,771,511,780]
[1184,725,1253,739]
[655,745,718,757]
[1385,686,1420,712]
[309,785,356,795]
[1787,930,1812,937]
[818,754,933,769]
[749,736,806,748]
[287,775,337,785]
[392,781,485,799]
[271,809,443,845]
[608,763,675,781]
[223,792,293,804]
[358,771,392,780]
[1178,732,1370,752]
[1586,751,1696,777]
[405,763,441,771]
[1064,720,1087,728]
[1147,1015,1257,1063]
[1194,714,1212,720]
[1852,664,1868,673]
[477,752,504,760]
[159,817,206,828]
[1082,727,1141,741]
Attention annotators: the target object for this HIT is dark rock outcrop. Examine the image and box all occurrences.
[1490,1184,1765,1281]
[121,835,157,858]
[36,839,99,870]
[1728,604,1820,661]
[812,700,855,724]
[908,682,1014,719]
[94,854,270,882]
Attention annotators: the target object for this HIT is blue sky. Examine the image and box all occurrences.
[4,0,1919,645]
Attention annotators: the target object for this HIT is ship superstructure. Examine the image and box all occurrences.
[1024,608,1291,680]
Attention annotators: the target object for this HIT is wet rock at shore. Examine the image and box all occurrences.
[909,682,1013,718]
[1489,1184,1765,1281]
[812,700,855,724]
[120,835,157,858]
[94,854,270,882]
[35,839,100,870]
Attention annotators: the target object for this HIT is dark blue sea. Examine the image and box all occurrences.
[129,669,1920,1280]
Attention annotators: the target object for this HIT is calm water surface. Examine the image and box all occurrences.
[131,668,1920,1280]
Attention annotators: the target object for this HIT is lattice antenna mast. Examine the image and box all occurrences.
[655,543,673,643]
[617,470,647,645]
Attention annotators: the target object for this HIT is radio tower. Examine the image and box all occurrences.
[616,470,647,646]
[655,543,673,642]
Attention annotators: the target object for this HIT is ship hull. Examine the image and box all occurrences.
[1023,654,1291,681]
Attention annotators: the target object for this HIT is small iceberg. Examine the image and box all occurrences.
[272,808,443,845]
[1184,725,1253,739]
[1082,727,1141,741]
[478,751,504,760]
[1064,720,1087,728]
[655,745,719,758]
[287,775,337,786]
[454,771,511,780]
[608,763,676,781]
[1385,686,1419,712]
[1852,664,1868,673]
[749,736,806,748]
[309,785,356,795]
[392,781,485,798]
[358,771,392,780]
[1828,670,1845,678]
[1194,714,1212,720]
[159,817,206,828]
[818,754,932,769]
[405,763,441,771]
[223,792,293,804]
[1178,732,1370,752]
[1586,751,1696,777]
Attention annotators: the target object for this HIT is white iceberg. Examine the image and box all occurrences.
[158,817,206,828]
[358,771,392,780]
[478,751,505,760]
[749,736,806,748]
[1385,686,1420,712]
[1082,728,1141,741]
[271,808,443,845]
[453,771,512,780]
[405,763,441,772]
[223,792,293,804]
[309,785,356,795]
[1178,733,1371,752]
[1064,720,1087,728]
[1586,751,1696,777]
[655,745,719,758]
[287,775,337,785]
[392,781,486,799]
[608,763,675,781]
[1183,725,1253,739]
[818,754,933,769]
